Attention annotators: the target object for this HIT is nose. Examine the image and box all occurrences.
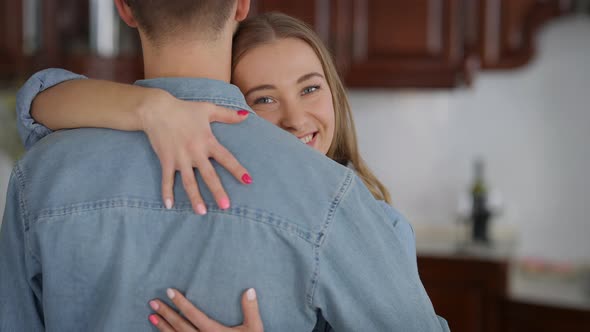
[279,99,307,133]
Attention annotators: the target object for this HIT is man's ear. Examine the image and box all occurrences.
[114,0,138,27]
[235,0,251,22]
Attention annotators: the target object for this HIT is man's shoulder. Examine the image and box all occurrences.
[213,117,357,231]
[17,128,160,214]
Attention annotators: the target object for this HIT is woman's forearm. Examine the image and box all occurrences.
[31,79,168,132]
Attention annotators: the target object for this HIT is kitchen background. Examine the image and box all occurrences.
[1,0,589,331]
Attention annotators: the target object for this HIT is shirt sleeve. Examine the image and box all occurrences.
[378,201,417,265]
[0,166,45,331]
[312,176,449,332]
[16,68,87,150]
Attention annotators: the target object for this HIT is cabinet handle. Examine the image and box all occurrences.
[22,0,41,55]
[90,0,120,57]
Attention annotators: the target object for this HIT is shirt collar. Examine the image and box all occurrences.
[134,77,253,112]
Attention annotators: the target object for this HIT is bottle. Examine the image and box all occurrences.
[471,158,491,243]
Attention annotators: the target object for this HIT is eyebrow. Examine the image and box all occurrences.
[244,72,325,99]
[244,85,275,99]
[297,72,324,84]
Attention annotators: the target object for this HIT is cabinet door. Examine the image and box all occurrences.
[418,256,508,332]
[249,0,334,44]
[478,0,569,69]
[335,0,470,88]
[0,0,17,77]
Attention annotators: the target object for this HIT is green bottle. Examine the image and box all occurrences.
[471,159,491,243]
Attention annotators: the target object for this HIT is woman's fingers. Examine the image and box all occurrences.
[149,288,265,332]
[194,158,230,210]
[165,288,217,331]
[240,289,263,332]
[149,313,179,332]
[149,300,197,332]
[161,162,176,210]
[211,142,252,186]
[209,106,249,124]
[150,103,253,214]
[180,166,207,215]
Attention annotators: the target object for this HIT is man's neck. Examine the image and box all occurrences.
[142,39,232,82]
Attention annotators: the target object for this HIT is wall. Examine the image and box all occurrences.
[349,15,590,263]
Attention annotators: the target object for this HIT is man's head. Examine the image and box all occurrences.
[114,0,250,79]
[114,0,249,44]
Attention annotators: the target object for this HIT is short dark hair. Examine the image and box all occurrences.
[124,0,236,41]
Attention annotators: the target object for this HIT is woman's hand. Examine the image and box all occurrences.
[139,90,253,215]
[148,288,264,332]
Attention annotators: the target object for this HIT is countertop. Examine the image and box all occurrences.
[415,228,590,312]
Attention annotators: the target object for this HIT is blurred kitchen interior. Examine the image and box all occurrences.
[1,1,589,331]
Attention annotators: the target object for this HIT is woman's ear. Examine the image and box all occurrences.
[114,0,138,27]
[235,0,251,22]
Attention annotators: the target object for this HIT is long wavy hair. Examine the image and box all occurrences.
[231,12,392,204]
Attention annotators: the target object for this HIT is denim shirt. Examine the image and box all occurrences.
[0,69,449,331]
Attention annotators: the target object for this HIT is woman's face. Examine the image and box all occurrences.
[232,38,335,155]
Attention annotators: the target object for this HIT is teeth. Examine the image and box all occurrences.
[299,134,313,144]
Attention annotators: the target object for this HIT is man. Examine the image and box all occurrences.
[0,0,449,330]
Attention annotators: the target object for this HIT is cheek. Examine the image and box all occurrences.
[318,95,336,141]
[256,111,281,126]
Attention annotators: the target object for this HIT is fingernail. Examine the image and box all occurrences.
[242,173,253,184]
[196,204,207,215]
[165,199,173,210]
[166,288,175,300]
[246,288,257,301]
[149,300,159,311]
[219,197,230,210]
[238,110,249,116]
[149,314,159,326]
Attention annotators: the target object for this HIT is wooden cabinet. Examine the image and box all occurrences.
[252,0,571,88]
[417,254,590,332]
[249,0,333,43]
[503,300,590,332]
[334,0,473,87]
[477,0,572,69]
[0,0,573,86]
[418,255,508,332]
[0,0,142,83]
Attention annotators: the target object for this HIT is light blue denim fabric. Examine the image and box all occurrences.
[1,68,449,331]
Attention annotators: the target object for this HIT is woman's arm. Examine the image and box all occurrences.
[32,77,159,132]
[16,68,86,149]
[18,69,253,214]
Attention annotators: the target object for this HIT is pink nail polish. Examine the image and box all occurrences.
[149,314,159,326]
[238,110,249,116]
[242,173,253,184]
[219,197,230,210]
[149,300,159,311]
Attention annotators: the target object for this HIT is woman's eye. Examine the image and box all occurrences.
[253,97,274,105]
[302,85,320,95]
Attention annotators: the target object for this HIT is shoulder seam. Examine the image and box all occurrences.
[306,169,355,309]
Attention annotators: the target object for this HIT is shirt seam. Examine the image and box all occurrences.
[306,169,355,309]
[177,97,252,112]
[13,163,42,266]
[30,199,317,244]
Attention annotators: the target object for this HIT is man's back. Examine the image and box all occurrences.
[1,77,448,331]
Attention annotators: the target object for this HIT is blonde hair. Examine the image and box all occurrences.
[231,13,392,204]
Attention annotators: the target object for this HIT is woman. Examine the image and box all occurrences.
[20,13,411,331]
